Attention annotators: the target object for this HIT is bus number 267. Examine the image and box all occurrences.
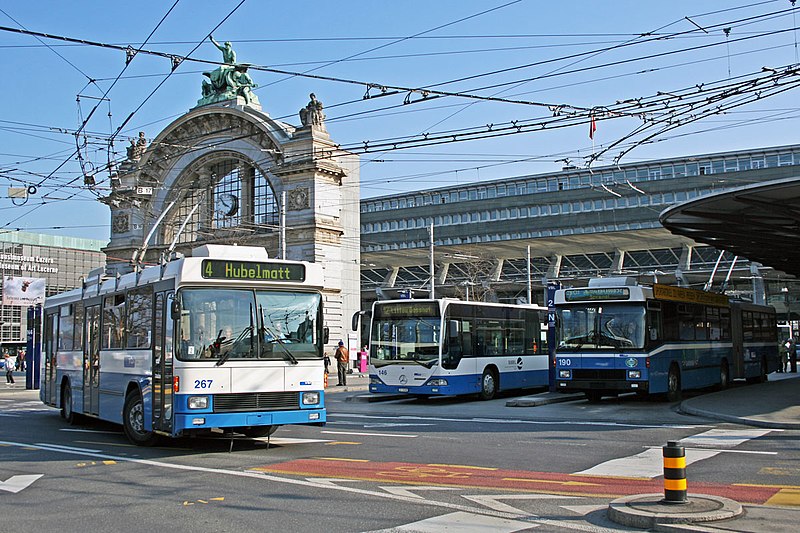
[194,379,214,389]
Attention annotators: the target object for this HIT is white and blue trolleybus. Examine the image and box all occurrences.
[554,277,779,401]
[355,299,548,400]
[40,245,327,445]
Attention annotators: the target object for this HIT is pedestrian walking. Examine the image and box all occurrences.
[334,341,349,386]
[323,351,331,375]
[3,353,15,385]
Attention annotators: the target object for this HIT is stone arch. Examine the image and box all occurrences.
[129,105,292,257]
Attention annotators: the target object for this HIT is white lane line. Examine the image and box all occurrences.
[574,428,777,479]
[368,511,537,533]
[678,428,775,448]
[334,412,708,430]
[0,438,604,532]
[574,447,719,479]
[320,430,417,438]
[33,443,102,453]
[59,429,123,435]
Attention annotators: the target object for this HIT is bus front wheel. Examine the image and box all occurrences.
[667,365,682,402]
[123,391,159,446]
[479,369,497,400]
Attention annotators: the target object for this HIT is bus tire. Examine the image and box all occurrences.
[61,381,78,425]
[667,364,682,402]
[479,368,498,400]
[241,425,279,438]
[717,359,730,390]
[123,391,159,446]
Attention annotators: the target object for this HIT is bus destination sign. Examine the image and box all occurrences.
[376,302,439,318]
[564,288,630,302]
[201,259,305,282]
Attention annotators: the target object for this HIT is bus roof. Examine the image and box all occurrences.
[44,245,325,309]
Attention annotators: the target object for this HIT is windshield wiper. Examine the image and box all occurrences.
[216,326,252,367]
[260,305,297,365]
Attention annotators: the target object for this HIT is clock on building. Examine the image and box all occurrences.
[215,193,239,217]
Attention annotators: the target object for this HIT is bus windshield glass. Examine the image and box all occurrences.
[557,303,645,351]
[178,288,321,361]
[371,302,440,367]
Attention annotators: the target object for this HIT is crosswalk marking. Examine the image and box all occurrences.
[368,511,537,533]
[574,428,775,479]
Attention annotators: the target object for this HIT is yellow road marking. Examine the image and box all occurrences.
[426,464,498,470]
[502,477,601,487]
[103,460,116,465]
[315,457,370,462]
[766,488,800,507]
[210,497,224,501]
[759,467,800,476]
[735,483,800,489]
[324,441,361,446]
[570,474,650,481]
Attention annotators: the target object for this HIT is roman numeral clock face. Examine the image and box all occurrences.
[215,193,239,217]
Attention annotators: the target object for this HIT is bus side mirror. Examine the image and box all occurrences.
[448,320,459,338]
[323,327,330,344]
[170,299,181,320]
[351,311,363,331]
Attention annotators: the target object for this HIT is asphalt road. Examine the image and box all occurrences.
[2,386,799,532]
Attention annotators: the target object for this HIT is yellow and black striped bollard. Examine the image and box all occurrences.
[662,441,688,504]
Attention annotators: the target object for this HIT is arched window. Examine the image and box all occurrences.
[168,157,278,245]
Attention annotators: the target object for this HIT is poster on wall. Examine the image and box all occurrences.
[2,276,46,306]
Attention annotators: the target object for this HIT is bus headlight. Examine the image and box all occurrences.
[628,370,642,379]
[370,377,383,385]
[427,378,448,386]
[558,369,571,379]
[188,396,209,409]
[302,391,320,405]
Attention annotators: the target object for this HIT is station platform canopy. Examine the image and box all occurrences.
[659,177,800,277]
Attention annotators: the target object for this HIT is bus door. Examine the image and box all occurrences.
[43,312,58,406]
[152,292,174,433]
[83,305,100,415]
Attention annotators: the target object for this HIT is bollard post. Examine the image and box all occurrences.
[662,441,688,504]
[324,371,328,389]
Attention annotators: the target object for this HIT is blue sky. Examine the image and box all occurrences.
[1,0,799,242]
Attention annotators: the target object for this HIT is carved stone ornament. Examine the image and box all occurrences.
[288,187,310,210]
[112,213,130,234]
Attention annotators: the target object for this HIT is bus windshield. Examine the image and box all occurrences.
[178,288,321,361]
[371,303,441,367]
[557,303,645,351]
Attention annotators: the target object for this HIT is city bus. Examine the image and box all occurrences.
[554,277,779,402]
[354,299,548,400]
[40,244,327,445]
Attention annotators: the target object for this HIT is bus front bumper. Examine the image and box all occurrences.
[556,380,649,393]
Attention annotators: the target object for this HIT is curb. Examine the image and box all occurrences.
[678,403,800,430]
[607,493,742,529]
[505,392,584,407]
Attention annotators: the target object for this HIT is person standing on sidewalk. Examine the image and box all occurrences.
[334,341,349,386]
[3,353,15,386]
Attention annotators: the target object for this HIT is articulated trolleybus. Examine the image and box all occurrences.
[554,277,779,402]
[356,299,548,400]
[41,245,327,445]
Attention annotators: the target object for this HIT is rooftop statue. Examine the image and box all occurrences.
[197,35,260,107]
[126,132,147,161]
[299,93,326,129]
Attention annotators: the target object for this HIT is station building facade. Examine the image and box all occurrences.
[359,143,800,313]
[0,231,106,350]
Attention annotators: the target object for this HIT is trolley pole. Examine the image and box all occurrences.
[662,441,688,504]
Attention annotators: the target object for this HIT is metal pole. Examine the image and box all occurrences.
[429,223,435,299]
[527,245,532,304]
[280,191,287,259]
